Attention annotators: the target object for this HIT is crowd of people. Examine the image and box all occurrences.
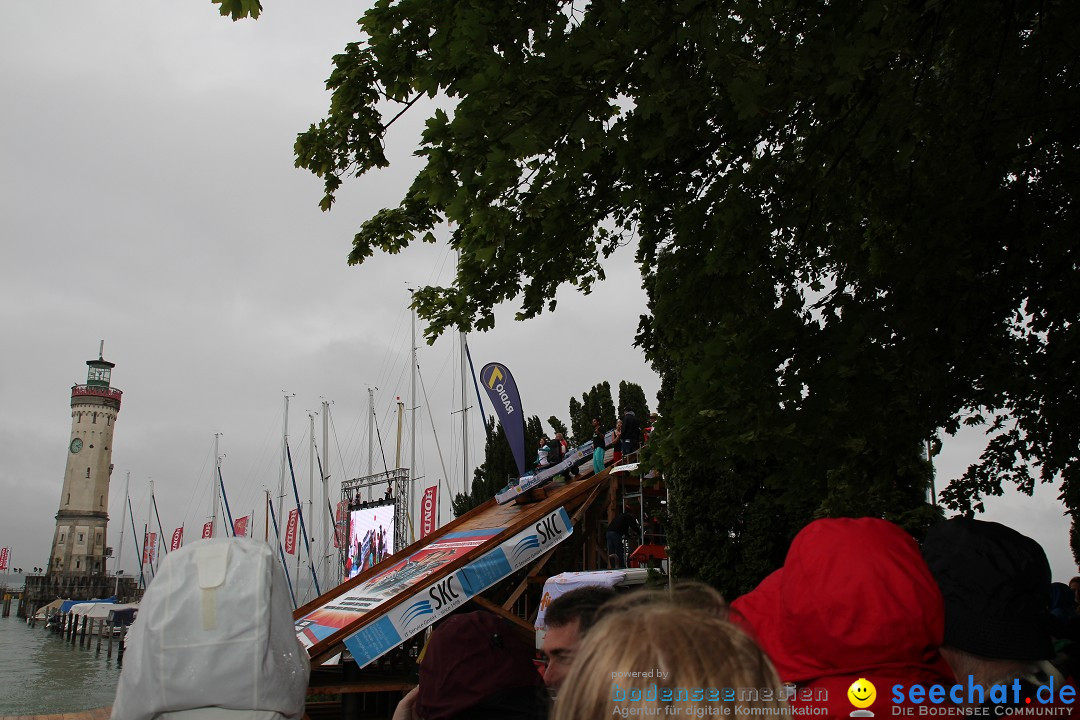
[388,516,1079,719]
[109,512,1079,719]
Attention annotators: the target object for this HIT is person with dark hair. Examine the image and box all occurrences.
[536,436,551,469]
[542,586,618,692]
[393,611,547,720]
[590,418,606,476]
[606,510,639,569]
[922,518,1074,709]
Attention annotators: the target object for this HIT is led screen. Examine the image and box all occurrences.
[345,505,395,580]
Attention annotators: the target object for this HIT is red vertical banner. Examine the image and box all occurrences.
[202,521,213,539]
[170,526,184,551]
[233,515,249,538]
[420,485,438,538]
[142,532,158,564]
[285,509,299,555]
[333,501,347,548]
[0,547,8,570]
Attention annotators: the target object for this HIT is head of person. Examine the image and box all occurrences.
[596,581,727,622]
[922,517,1053,685]
[552,603,784,720]
[112,538,309,720]
[542,586,618,691]
[592,418,600,429]
[1069,576,1080,604]
[417,611,546,720]
[730,517,952,715]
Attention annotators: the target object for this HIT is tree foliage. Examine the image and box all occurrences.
[569,381,617,444]
[453,413,546,515]
[284,0,1078,590]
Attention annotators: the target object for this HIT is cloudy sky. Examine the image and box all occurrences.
[0,2,1072,595]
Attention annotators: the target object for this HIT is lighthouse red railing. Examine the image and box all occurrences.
[70,385,124,402]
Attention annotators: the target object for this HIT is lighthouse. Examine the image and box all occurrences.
[48,348,122,577]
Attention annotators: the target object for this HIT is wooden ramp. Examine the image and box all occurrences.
[294,468,613,666]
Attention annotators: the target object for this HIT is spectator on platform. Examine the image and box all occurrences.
[606,510,639,569]
[611,420,623,465]
[590,418,607,475]
[542,586,618,693]
[393,611,547,720]
[644,413,658,444]
[111,538,309,720]
[922,518,1069,707]
[730,517,953,717]
[552,603,785,719]
[536,436,551,469]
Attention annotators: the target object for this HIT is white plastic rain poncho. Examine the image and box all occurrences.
[111,538,309,720]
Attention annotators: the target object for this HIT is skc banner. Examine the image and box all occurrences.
[479,362,527,477]
[142,532,158,565]
[170,526,184,551]
[420,485,438,538]
[0,547,7,570]
[233,516,249,538]
[285,509,299,555]
[202,521,213,539]
[343,507,575,667]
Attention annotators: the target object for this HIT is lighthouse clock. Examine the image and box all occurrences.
[48,350,122,576]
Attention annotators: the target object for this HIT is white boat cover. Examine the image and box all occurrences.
[68,601,137,619]
[33,598,65,619]
[111,538,309,720]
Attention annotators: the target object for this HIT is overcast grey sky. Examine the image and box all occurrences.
[0,2,1072,592]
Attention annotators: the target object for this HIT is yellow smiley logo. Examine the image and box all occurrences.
[847,678,876,709]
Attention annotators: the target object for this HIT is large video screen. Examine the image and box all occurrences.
[345,504,395,580]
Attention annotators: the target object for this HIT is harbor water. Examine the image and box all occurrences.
[0,610,122,716]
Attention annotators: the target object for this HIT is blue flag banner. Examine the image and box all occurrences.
[480,362,527,477]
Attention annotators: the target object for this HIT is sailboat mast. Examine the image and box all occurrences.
[114,471,129,595]
[308,410,315,599]
[321,400,330,587]
[367,388,374,500]
[277,393,293,558]
[212,433,221,537]
[410,291,417,542]
[459,330,469,528]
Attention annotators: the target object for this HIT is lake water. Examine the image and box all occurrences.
[0,608,122,716]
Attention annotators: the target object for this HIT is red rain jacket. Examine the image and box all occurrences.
[731,518,955,718]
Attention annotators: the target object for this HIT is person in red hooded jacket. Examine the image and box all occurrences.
[730,517,955,718]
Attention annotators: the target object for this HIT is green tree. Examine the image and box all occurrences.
[617,381,650,423]
[547,416,568,439]
[452,413,545,514]
[569,382,617,444]
[231,0,1079,590]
